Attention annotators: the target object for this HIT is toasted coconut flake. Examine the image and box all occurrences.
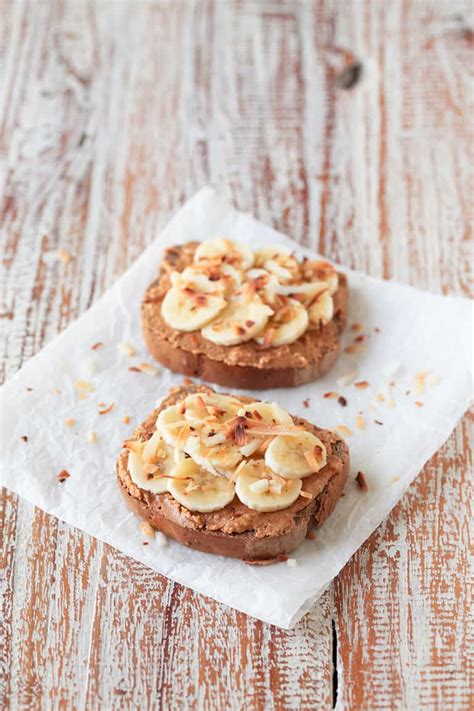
[249,479,270,494]
[182,378,194,385]
[58,469,70,483]
[323,392,339,399]
[335,425,353,437]
[20,435,28,442]
[234,419,249,446]
[299,490,313,500]
[57,249,73,264]
[123,415,131,425]
[345,343,366,354]
[138,362,159,376]
[155,531,168,548]
[355,415,365,430]
[303,447,323,472]
[354,334,365,343]
[128,366,141,372]
[375,392,385,402]
[414,369,430,394]
[257,437,274,453]
[124,440,142,454]
[143,462,159,475]
[91,342,104,350]
[118,341,136,357]
[374,419,383,425]
[262,328,275,348]
[386,397,396,408]
[286,558,298,567]
[338,396,348,407]
[98,402,115,415]
[415,401,424,408]
[351,323,363,332]
[64,417,76,428]
[337,370,358,387]
[303,398,310,409]
[86,431,97,444]
[354,381,369,389]
[140,521,155,538]
[74,380,95,400]
[355,471,368,491]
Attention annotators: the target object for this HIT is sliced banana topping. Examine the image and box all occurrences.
[194,238,254,270]
[237,401,293,424]
[183,392,242,425]
[127,433,183,494]
[265,431,327,479]
[201,296,274,346]
[255,298,309,347]
[307,289,334,326]
[235,460,302,512]
[168,458,235,513]
[161,240,339,344]
[161,286,227,331]
[156,405,199,451]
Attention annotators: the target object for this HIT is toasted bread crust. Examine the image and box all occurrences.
[117,385,349,562]
[141,243,348,389]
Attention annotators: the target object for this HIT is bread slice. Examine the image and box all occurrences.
[117,384,349,563]
[141,242,348,389]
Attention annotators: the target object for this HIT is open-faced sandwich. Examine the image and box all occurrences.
[117,384,349,563]
[141,239,348,388]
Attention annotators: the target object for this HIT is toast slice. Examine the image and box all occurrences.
[141,242,348,389]
[117,384,349,563]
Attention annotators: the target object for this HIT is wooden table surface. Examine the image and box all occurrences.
[1,1,472,709]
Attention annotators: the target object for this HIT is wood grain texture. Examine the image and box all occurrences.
[1,0,472,709]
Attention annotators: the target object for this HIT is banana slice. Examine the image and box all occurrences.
[254,245,292,266]
[235,460,302,512]
[308,290,334,326]
[237,401,293,425]
[156,405,199,451]
[161,287,227,332]
[183,392,242,426]
[255,298,308,347]
[265,432,327,479]
[272,279,328,296]
[186,436,243,479]
[303,261,338,294]
[172,264,242,296]
[127,433,183,494]
[168,458,235,513]
[194,238,254,270]
[201,296,274,346]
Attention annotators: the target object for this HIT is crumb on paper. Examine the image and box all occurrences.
[374,419,384,425]
[91,342,104,350]
[355,471,368,491]
[56,249,73,264]
[299,490,313,499]
[414,369,430,394]
[98,402,115,415]
[64,417,76,428]
[351,323,363,331]
[155,531,168,548]
[374,327,381,333]
[303,398,310,408]
[345,343,366,354]
[128,366,141,372]
[118,341,136,357]
[74,380,95,400]
[354,381,369,389]
[140,521,155,538]
[138,362,159,376]
[58,469,70,483]
[286,558,298,568]
[354,335,365,343]
[355,414,365,430]
[338,396,348,407]
[335,424,353,437]
[415,401,424,408]
[20,435,28,442]
[123,415,131,425]
[306,529,317,540]
[26,387,33,392]
[86,431,97,444]
[337,370,358,387]
[324,392,339,399]
[142,542,149,546]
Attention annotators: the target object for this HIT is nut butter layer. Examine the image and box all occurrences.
[117,385,349,563]
[141,242,348,389]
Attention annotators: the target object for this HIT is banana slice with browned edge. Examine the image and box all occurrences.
[168,458,235,513]
[265,431,327,479]
[235,460,302,512]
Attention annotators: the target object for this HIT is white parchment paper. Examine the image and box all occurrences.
[1,187,472,628]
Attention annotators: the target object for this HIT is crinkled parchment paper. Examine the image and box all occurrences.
[1,187,472,628]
